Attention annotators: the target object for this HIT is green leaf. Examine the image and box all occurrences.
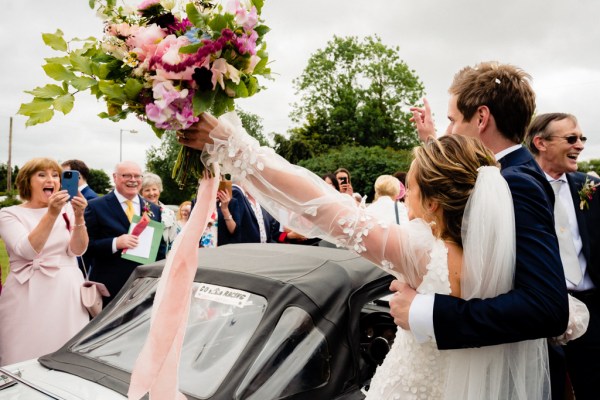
[24,84,66,98]
[212,91,234,117]
[70,53,93,75]
[180,42,202,54]
[124,78,144,100]
[42,30,67,52]
[17,98,54,117]
[88,0,96,9]
[25,109,55,127]
[44,56,70,65]
[53,94,75,114]
[228,80,248,98]
[253,57,268,75]
[208,14,229,32]
[192,90,215,115]
[98,81,126,102]
[254,24,270,37]
[70,76,97,90]
[246,76,258,96]
[251,0,264,13]
[186,3,203,27]
[42,63,76,82]
[91,62,112,79]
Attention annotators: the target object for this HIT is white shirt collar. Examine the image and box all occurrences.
[495,143,522,161]
[114,190,139,205]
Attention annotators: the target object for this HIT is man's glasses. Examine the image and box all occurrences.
[119,174,143,180]
[548,135,587,144]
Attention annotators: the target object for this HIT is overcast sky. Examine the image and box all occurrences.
[1,0,599,179]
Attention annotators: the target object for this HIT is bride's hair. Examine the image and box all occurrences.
[412,135,496,246]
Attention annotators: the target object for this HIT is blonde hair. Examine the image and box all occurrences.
[411,135,496,246]
[177,200,192,220]
[374,175,400,201]
[16,157,62,201]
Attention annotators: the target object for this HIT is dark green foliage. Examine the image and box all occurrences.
[578,159,600,176]
[87,168,112,195]
[299,145,414,201]
[0,164,19,193]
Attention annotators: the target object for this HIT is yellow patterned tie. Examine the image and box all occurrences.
[125,200,135,222]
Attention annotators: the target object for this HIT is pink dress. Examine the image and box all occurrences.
[0,205,89,366]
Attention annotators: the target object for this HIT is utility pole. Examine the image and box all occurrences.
[7,117,12,193]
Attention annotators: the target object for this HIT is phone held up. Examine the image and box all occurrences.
[61,170,80,200]
[339,176,348,185]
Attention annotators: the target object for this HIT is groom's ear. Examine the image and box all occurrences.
[476,106,491,131]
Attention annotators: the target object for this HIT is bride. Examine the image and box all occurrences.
[179,112,567,399]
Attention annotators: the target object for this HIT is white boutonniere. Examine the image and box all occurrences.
[160,206,176,228]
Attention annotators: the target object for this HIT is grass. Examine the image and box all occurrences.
[0,239,8,284]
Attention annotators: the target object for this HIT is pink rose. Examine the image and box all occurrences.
[126,24,166,61]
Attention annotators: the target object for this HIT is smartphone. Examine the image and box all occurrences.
[339,176,348,185]
[218,180,232,198]
[61,170,80,200]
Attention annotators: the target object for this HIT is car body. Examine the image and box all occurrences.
[0,243,396,399]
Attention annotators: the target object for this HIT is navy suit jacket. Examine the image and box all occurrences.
[84,191,165,303]
[433,147,569,349]
[567,172,600,287]
[217,186,280,245]
[81,185,98,201]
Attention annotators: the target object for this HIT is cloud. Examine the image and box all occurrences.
[1,0,599,177]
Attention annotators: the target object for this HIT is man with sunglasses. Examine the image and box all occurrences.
[84,161,166,305]
[526,113,599,399]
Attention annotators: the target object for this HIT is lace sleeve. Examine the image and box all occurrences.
[202,112,437,288]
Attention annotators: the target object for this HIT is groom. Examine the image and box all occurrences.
[391,62,569,397]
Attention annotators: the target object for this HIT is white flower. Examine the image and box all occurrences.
[161,207,176,228]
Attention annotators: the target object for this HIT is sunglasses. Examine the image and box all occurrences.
[548,135,587,144]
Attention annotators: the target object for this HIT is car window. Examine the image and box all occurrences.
[235,307,330,400]
[69,278,267,398]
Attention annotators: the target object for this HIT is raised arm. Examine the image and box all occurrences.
[180,112,435,288]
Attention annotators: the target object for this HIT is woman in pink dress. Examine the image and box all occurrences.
[0,158,89,366]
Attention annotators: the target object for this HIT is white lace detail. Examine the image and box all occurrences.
[336,211,375,253]
[366,239,450,400]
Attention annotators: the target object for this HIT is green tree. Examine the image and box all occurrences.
[578,159,600,176]
[145,108,270,204]
[279,35,424,161]
[299,145,413,201]
[87,168,112,195]
[0,164,19,194]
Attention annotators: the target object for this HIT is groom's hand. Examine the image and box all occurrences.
[389,280,417,330]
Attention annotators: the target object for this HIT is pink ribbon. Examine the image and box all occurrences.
[128,164,220,400]
[12,256,61,284]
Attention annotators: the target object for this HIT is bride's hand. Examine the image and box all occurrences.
[177,113,220,150]
[409,97,436,142]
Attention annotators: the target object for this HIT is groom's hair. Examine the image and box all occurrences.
[449,61,536,144]
[412,135,496,246]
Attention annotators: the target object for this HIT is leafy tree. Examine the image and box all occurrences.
[87,168,112,195]
[0,164,19,194]
[278,35,424,162]
[578,159,600,176]
[299,145,413,201]
[145,107,270,204]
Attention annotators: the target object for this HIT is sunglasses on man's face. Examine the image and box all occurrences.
[548,135,587,145]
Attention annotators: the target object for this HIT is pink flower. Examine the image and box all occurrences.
[235,29,258,54]
[138,0,161,11]
[146,80,199,130]
[226,0,258,30]
[106,23,137,37]
[126,24,167,61]
[211,58,240,90]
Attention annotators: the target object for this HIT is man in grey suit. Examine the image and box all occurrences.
[527,113,599,399]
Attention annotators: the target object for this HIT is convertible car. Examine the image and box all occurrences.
[0,243,397,399]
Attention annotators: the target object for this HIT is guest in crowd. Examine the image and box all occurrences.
[61,159,98,200]
[322,173,340,191]
[0,157,89,366]
[217,180,279,245]
[367,175,408,225]
[335,167,355,195]
[84,161,165,305]
[176,201,192,234]
[526,112,600,399]
[141,173,177,250]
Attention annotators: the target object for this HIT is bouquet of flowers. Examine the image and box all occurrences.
[18,0,270,186]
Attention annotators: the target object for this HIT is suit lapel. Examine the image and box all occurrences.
[105,191,131,229]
